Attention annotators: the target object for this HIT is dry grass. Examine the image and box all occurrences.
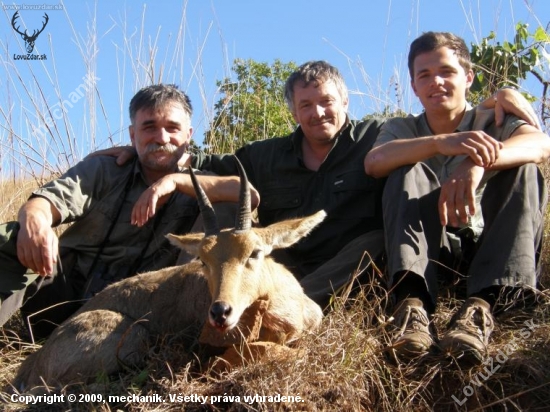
[1,274,549,411]
[0,157,549,412]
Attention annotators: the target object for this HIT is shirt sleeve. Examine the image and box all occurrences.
[192,152,238,175]
[498,114,527,141]
[31,156,115,224]
[373,116,419,147]
[471,106,526,142]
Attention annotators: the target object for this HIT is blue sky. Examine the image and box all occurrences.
[0,0,548,176]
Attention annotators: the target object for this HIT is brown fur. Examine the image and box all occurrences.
[12,211,326,392]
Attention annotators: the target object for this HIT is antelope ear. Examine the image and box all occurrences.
[260,210,327,250]
[166,232,204,255]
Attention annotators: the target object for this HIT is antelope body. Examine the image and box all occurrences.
[13,158,324,391]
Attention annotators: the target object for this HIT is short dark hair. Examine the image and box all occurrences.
[408,32,472,79]
[129,84,193,124]
[284,60,348,113]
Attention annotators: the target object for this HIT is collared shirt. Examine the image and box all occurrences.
[193,119,386,275]
[374,106,525,236]
[32,155,199,286]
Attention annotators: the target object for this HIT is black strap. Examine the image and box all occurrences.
[82,159,137,298]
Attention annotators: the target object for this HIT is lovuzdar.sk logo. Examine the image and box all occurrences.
[11,11,49,61]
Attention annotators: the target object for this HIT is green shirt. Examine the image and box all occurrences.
[374,106,525,236]
[33,155,199,291]
[193,119,385,275]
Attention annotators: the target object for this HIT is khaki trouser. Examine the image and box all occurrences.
[383,162,547,306]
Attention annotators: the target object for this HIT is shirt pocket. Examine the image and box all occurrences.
[159,199,198,222]
[331,170,378,218]
[260,186,302,225]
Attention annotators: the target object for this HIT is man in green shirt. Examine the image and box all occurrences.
[0,84,257,339]
[194,61,386,309]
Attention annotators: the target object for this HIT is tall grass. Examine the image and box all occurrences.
[0,1,549,411]
[0,0,215,181]
[0,1,547,182]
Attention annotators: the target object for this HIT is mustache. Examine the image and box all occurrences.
[144,143,180,154]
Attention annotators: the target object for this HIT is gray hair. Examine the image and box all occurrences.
[129,84,193,124]
[284,61,348,113]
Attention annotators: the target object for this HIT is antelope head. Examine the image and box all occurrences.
[167,157,325,333]
[11,12,49,53]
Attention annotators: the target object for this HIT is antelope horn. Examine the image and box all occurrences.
[234,156,252,233]
[188,167,219,236]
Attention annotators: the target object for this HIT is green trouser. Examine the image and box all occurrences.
[300,230,386,310]
[383,163,547,307]
[0,222,82,339]
[0,222,41,326]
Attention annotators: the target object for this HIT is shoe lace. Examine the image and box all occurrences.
[394,304,429,337]
[453,305,493,344]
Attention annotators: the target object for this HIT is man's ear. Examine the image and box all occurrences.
[465,69,474,89]
[342,96,350,111]
[129,125,136,146]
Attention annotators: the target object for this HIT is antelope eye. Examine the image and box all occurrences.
[249,250,261,260]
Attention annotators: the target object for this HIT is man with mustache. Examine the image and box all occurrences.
[0,84,258,339]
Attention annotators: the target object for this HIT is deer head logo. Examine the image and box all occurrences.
[11,11,49,54]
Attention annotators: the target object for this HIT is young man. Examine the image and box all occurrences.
[365,32,550,363]
[0,84,257,339]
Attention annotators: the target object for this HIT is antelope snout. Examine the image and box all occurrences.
[209,301,232,330]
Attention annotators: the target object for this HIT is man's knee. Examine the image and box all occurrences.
[483,163,547,211]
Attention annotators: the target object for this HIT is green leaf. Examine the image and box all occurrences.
[534,26,550,42]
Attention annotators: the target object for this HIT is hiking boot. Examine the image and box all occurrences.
[440,297,494,364]
[389,298,434,360]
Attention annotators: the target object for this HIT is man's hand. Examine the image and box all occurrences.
[17,212,59,276]
[85,146,137,166]
[438,159,484,227]
[131,175,176,227]
[488,88,541,130]
[434,131,503,168]
[17,197,61,276]
[131,172,261,227]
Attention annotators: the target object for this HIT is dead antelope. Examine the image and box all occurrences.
[13,157,324,392]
